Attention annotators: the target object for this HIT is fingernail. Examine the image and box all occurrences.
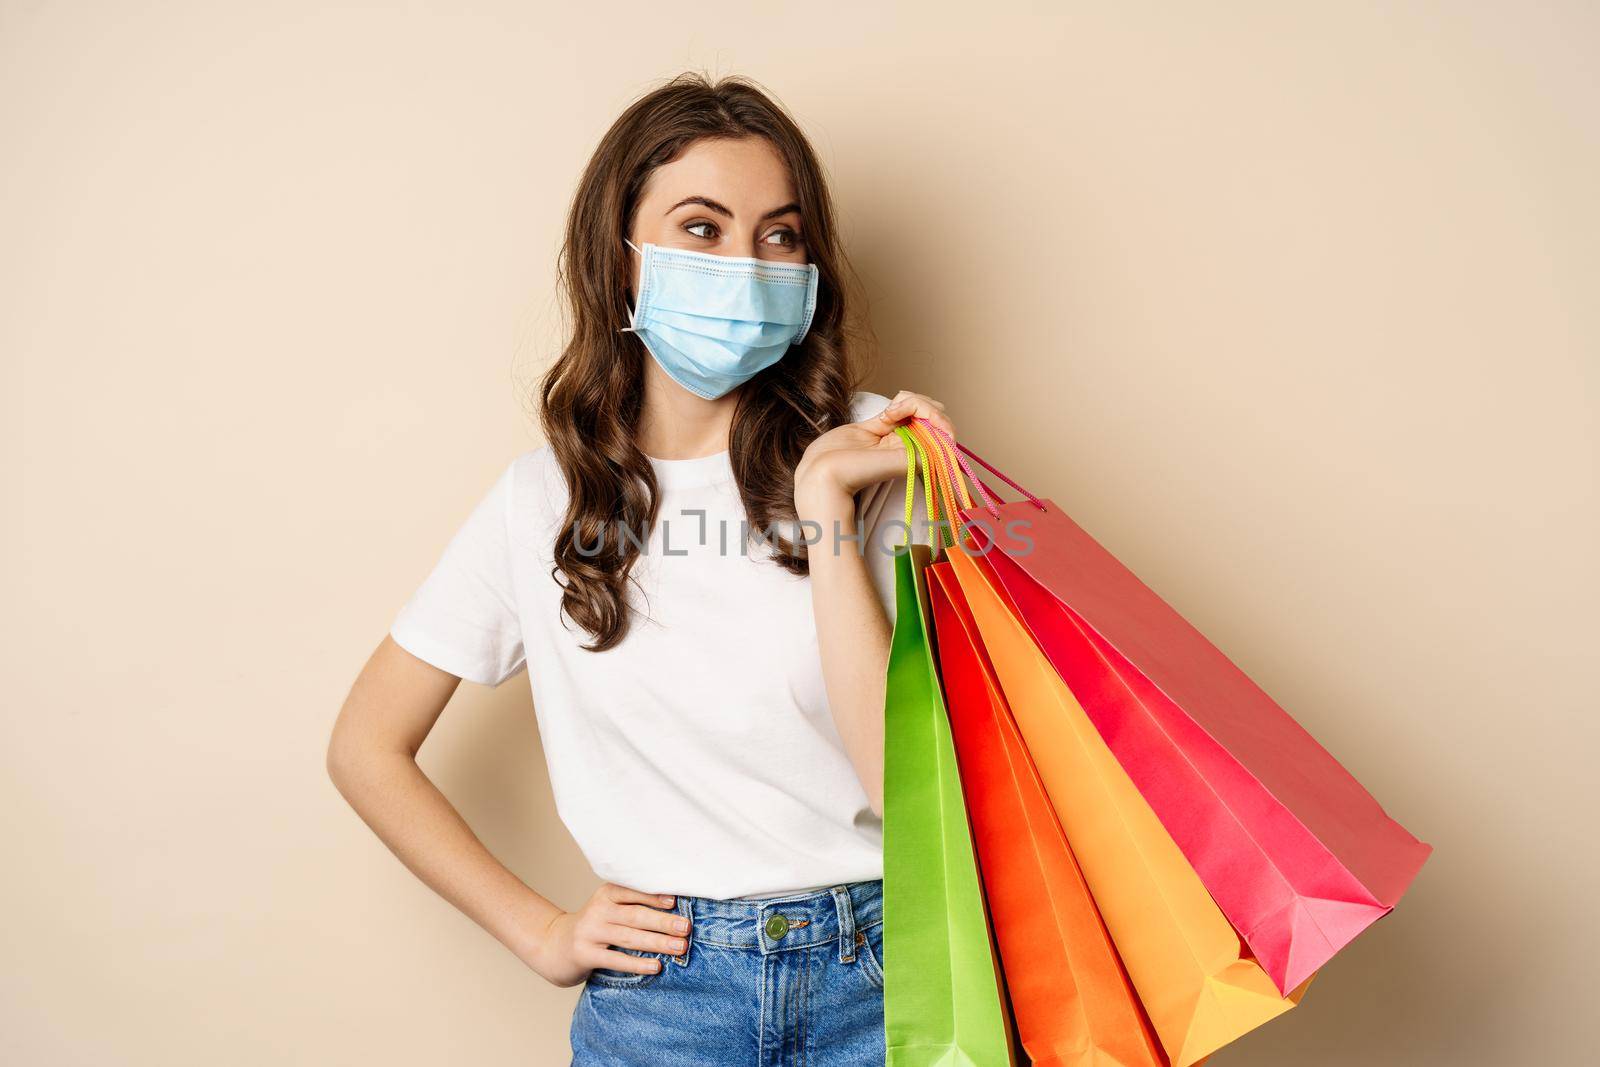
[675,918,689,933]
[672,938,686,951]
[660,895,675,906]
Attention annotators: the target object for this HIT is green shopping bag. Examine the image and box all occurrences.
[883,425,1019,1067]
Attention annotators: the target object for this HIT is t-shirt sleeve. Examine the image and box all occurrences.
[389,459,527,687]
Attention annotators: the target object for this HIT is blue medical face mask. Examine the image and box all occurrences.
[620,238,820,400]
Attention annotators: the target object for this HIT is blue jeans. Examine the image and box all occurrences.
[569,879,886,1066]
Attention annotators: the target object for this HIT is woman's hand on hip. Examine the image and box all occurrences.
[794,390,954,518]
[528,881,691,987]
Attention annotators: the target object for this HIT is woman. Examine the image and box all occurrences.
[326,72,952,1065]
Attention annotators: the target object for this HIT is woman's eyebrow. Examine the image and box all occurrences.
[666,195,802,221]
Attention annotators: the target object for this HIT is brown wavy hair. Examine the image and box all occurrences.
[539,72,864,651]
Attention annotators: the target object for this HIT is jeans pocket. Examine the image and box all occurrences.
[587,944,669,989]
[855,919,886,990]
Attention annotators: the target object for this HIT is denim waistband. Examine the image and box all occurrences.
[661,879,882,967]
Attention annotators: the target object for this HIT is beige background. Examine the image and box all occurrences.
[4,2,1596,1064]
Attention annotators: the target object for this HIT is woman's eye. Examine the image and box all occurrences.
[685,220,717,239]
[764,229,802,249]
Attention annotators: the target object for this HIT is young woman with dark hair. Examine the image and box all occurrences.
[327,72,952,1065]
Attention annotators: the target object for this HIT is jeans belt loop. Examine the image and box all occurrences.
[832,885,857,964]
[669,895,692,967]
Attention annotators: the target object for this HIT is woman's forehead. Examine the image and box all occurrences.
[640,138,798,216]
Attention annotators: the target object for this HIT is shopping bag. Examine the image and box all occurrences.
[903,422,1166,1067]
[937,426,1432,995]
[881,426,1018,1067]
[907,420,1300,1067]
[926,561,1167,1067]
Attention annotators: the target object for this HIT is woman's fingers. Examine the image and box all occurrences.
[586,883,691,972]
[856,391,956,441]
[602,915,688,957]
[798,390,959,502]
[616,901,691,939]
[594,946,668,974]
[604,882,676,909]
[878,391,955,440]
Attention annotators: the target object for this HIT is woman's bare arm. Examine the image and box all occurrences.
[326,636,568,970]
[325,636,688,985]
[801,494,893,818]
[794,391,955,820]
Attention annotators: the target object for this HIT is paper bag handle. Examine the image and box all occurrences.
[909,418,1046,514]
[893,424,954,554]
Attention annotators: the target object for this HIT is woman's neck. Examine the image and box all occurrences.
[635,361,742,460]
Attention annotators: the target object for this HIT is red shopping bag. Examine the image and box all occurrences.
[922,420,1432,995]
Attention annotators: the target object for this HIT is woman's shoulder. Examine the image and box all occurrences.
[848,389,892,423]
[499,443,569,524]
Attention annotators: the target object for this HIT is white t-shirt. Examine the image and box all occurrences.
[389,390,930,900]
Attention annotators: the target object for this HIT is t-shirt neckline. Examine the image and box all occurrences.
[646,449,735,489]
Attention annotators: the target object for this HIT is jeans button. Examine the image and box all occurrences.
[765,913,789,940]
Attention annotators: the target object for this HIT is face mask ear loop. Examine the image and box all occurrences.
[619,237,646,332]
